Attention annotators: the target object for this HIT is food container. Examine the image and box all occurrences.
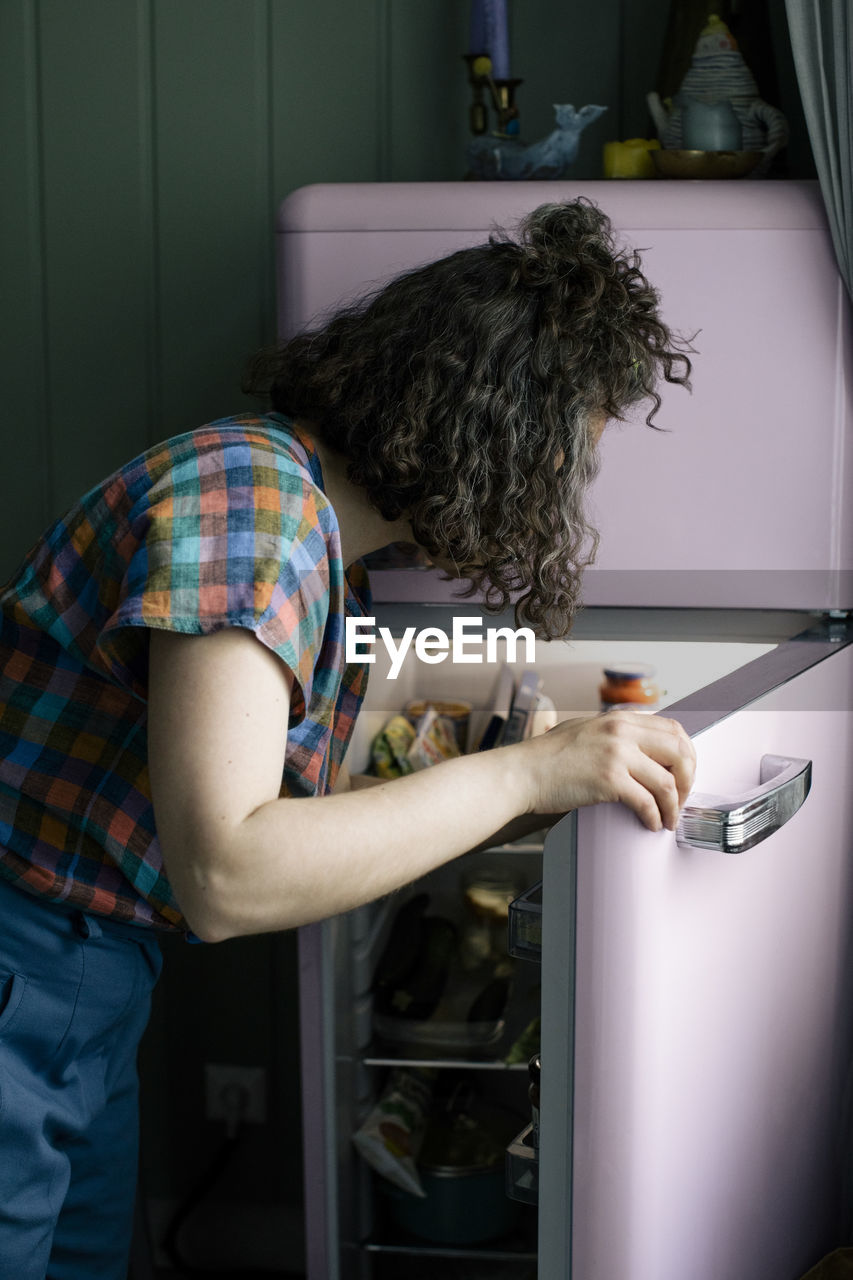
[602,137,660,178]
[460,868,523,967]
[599,662,660,711]
[385,1100,522,1244]
[388,1161,520,1244]
[405,699,472,752]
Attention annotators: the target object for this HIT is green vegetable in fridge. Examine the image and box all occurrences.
[387,916,457,1020]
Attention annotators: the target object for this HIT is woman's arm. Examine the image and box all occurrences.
[342,760,560,849]
[147,627,695,942]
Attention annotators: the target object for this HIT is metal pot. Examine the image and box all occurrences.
[385,1099,521,1244]
[386,1159,520,1245]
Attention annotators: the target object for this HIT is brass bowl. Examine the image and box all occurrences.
[651,149,762,180]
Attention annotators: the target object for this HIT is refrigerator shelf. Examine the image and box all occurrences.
[367,1258,536,1280]
[362,1234,536,1262]
[372,1006,506,1054]
[362,1048,529,1071]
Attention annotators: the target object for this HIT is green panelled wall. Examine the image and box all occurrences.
[0,0,813,1263]
[0,0,693,583]
[0,0,809,581]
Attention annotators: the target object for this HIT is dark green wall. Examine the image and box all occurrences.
[0,0,811,582]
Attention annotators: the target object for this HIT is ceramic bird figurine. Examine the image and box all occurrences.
[467,103,607,180]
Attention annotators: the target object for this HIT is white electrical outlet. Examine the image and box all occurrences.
[204,1063,267,1124]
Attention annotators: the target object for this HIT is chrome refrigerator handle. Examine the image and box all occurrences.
[676,755,812,854]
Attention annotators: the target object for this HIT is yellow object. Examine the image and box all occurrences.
[650,148,761,179]
[472,55,492,78]
[700,13,738,49]
[603,137,661,179]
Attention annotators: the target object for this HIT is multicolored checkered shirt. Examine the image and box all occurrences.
[0,414,371,934]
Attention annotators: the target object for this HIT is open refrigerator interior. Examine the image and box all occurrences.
[316,611,796,1279]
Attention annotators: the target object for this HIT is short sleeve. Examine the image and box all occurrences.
[94,435,334,721]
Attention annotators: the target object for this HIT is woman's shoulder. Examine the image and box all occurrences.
[140,413,321,490]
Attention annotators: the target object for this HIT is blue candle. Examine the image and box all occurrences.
[469,0,487,53]
[485,0,510,79]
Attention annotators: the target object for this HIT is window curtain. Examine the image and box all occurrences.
[784,0,852,299]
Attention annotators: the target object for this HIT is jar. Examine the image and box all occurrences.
[405,699,472,752]
[460,869,522,968]
[599,662,660,712]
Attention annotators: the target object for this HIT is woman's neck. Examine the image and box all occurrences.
[296,421,413,566]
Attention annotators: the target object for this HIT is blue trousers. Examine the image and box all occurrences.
[0,876,162,1279]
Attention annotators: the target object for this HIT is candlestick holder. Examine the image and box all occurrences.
[491,78,523,137]
[463,53,523,138]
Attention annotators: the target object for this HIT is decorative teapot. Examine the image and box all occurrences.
[646,14,788,175]
[681,98,742,150]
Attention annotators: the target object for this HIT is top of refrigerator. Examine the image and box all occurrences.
[277,181,853,612]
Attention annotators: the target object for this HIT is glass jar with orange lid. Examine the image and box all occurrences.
[599,662,660,712]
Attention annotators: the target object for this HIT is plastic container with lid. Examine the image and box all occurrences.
[599,662,660,712]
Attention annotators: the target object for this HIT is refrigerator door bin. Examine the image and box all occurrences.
[508,882,543,963]
[506,1124,539,1206]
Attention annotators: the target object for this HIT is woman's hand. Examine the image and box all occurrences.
[511,710,696,832]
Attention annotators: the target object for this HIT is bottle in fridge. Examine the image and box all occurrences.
[279,179,853,1280]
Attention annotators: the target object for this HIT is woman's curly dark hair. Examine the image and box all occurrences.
[243,198,692,639]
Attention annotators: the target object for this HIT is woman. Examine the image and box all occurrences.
[0,198,695,1276]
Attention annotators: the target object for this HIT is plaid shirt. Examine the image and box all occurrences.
[0,415,371,934]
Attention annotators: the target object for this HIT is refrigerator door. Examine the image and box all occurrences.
[539,635,853,1280]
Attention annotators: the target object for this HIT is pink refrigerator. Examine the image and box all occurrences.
[277,181,853,1280]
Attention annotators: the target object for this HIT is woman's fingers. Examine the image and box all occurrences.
[625,753,684,831]
[615,774,671,832]
[521,708,697,829]
[604,712,696,829]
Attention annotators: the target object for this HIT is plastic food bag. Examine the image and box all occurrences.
[370,716,417,779]
[352,1068,436,1197]
[406,705,461,771]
